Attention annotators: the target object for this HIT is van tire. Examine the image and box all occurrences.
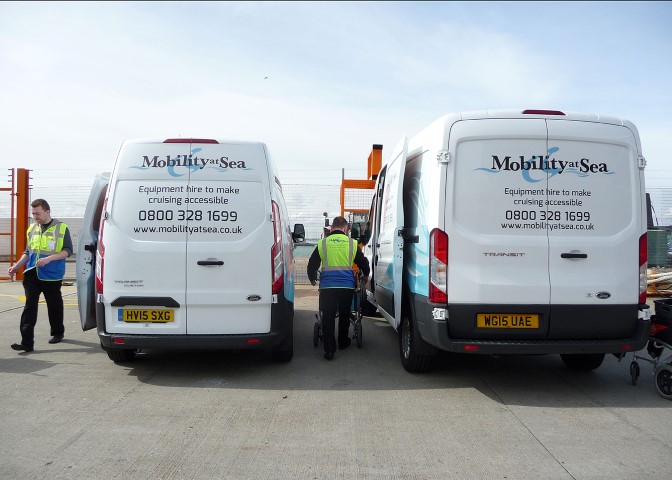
[272,347,293,363]
[107,348,136,363]
[399,309,433,373]
[272,329,293,363]
[560,353,604,371]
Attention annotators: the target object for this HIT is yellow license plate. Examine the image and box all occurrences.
[119,309,174,323]
[477,313,539,329]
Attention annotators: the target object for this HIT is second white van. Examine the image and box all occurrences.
[361,110,651,372]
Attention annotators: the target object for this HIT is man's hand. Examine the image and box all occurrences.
[310,279,316,286]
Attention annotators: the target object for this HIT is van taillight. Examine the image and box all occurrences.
[163,138,219,144]
[429,228,448,303]
[271,201,283,294]
[522,109,566,115]
[639,233,647,304]
[95,199,107,295]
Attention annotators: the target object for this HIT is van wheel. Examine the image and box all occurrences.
[272,330,293,363]
[107,348,136,363]
[272,347,293,363]
[560,353,604,371]
[399,310,432,373]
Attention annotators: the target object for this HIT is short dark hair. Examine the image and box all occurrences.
[31,199,50,211]
[331,216,348,229]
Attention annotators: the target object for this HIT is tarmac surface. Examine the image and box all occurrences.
[1,276,671,479]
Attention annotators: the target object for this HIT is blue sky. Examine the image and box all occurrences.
[1,1,671,186]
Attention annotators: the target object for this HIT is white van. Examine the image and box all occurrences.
[77,138,304,363]
[361,110,651,372]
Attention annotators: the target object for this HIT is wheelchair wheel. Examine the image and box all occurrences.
[313,321,320,348]
[654,364,672,400]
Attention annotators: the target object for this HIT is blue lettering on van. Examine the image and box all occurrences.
[475,147,613,183]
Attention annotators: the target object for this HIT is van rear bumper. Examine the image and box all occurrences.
[423,326,650,354]
[96,292,293,351]
[98,331,288,350]
[415,299,651,355]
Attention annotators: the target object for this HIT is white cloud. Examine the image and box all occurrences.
[0,0,670,190]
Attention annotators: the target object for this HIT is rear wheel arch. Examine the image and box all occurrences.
[399,294,433,373]
[107,348,136,363]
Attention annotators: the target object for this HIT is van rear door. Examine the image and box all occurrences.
[77,173,109,330]
[371,137,407,328]
[545,120,642,338]
[447,118,550,338]
[103,141,190,335]
[184,142,273,334]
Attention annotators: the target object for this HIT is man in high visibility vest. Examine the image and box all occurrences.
[8,199,72,353]
[307,216,370,360]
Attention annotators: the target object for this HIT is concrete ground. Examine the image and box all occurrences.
[1,279,671,479]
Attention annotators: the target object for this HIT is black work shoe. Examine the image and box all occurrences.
[338,338,351,350]
[48,335,64,344]
[324,351,334,360]
[11,343,34,352]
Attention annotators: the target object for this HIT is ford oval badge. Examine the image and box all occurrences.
[595,291,611,300]
[247,295,262,302]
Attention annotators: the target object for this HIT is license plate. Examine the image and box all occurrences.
[477,313,539,329]
[118,309,174,323]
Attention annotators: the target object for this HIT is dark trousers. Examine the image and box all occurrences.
[19,268,64,348]
[319,288,354,354]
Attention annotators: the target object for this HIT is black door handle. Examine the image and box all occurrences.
[561,253,587,259]
[197,260,224,266]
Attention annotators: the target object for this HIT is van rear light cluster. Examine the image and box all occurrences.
[639,233,648,304]
[429,228,448,303]
[95,199,108,295]
[271,201,284,294]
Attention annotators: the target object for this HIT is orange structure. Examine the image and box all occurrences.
[1,168,31,281]
[340,144,382,221]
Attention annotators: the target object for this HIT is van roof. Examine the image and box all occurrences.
[121,138,268,146]
[427,109,630,126]
[405,109,641,158]
[455,109,629,125]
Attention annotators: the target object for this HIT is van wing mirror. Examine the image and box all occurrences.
[350,223,361,241]
[292,223,305,243]
[360,221,371,245]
